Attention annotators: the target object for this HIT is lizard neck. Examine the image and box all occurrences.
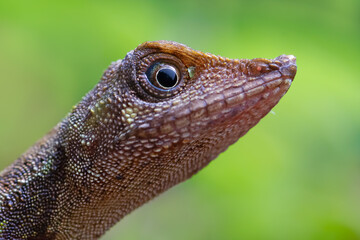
[0,125,67,239]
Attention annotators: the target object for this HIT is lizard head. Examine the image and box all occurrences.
[115,41,297,157]
[64,41,296,222]
[69,40,296,184]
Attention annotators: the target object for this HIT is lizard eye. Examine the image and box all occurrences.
[146,63,179,89]
[135,53,188,100]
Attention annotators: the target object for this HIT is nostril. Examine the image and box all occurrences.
[247,59,272,76]
[269,63,280,70]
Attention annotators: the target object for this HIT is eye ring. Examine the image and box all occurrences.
[146,63,180,90]
[136,53,188,99]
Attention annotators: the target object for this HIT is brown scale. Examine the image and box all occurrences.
[0,41,297,239]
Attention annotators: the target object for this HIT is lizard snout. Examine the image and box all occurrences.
[276,55,297,78]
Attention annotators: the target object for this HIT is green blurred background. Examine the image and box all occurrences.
[0,0,359,239]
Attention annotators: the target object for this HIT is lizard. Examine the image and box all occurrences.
[0,41,297,239]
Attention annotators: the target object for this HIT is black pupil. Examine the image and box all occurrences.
[156,68,178,88]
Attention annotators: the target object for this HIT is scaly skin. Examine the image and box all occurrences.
[0,41,297,239]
